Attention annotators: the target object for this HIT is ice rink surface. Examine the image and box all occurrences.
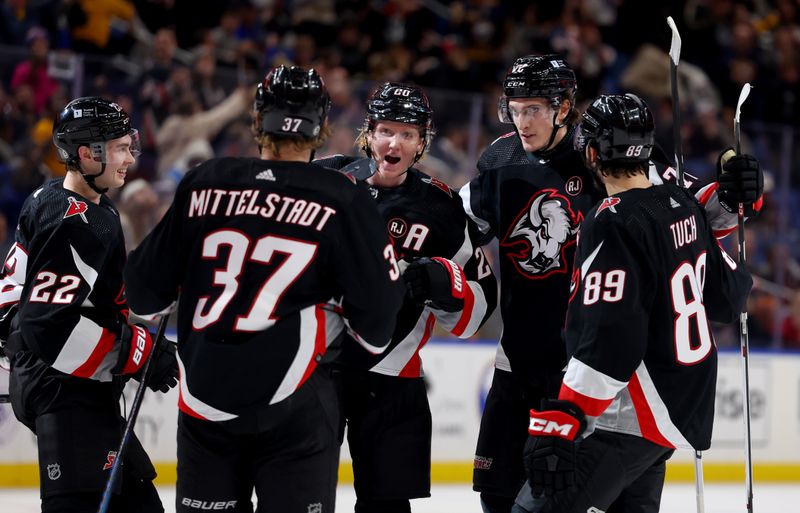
[2,483,799,512]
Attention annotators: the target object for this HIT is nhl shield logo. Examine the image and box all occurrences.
[47,463,61,480]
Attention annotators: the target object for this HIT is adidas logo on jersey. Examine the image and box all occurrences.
[256,169,276,181]
[670,196,681,208]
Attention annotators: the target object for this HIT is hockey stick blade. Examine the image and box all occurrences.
[735,83,752,124]
[667,16,682,65]
[339,157,377,181]
[97,314,171,513]
[667,15,685,188]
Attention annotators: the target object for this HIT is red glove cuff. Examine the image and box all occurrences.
[120,324,154,375]
[528,408,582,441]
[430,257,466,300]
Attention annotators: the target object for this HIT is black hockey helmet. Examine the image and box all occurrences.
[498,54,577,124]
[574,93,655,165]
[366,82,434,134]
[363,82,434,161]
[53,96,140,166]
[253,65,330,139]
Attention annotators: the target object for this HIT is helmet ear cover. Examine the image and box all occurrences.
[253,65,331,140]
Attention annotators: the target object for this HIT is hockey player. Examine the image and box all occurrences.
[514,93,754,513]
[123,66,405,513]
[0,97,178,512]
[315,82,498,513]
[459,55,763,512]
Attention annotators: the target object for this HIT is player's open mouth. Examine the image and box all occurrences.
[384,155,401,165]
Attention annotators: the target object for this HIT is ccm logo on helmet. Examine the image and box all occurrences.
[529,417,575,437]
[132,326,148,366]
[181,498,237,510]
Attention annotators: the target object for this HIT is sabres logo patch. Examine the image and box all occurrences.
[64,197,89,223]
[595,197,621,217]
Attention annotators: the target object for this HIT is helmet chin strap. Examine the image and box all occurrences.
[81,162,110,194]
[541,110,568,153]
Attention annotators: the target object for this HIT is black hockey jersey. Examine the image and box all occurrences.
[124,157,404,420]
[315,155,498,377]
[460,131,745,381]
[560,184,752,450]
[0,179,130,381]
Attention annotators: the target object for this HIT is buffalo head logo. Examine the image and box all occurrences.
[500,189,583,279]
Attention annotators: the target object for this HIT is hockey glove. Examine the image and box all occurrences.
[524,399,587,498]
[113,323,154,376]
[403,257,466,312]
[145,334,179,393]
[716,148,763,217]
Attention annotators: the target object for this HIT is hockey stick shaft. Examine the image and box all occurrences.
[98,314,171,513]
[668,16,703,513]
[734,83,754,513]
[667,16,685,190]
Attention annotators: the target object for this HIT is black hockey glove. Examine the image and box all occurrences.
[114,324,178,393]
[716,148,763,217]
[145,334,179,394]
[524,399,587,498]
[402,257,466,312]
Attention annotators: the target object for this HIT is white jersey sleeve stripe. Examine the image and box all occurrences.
[459,183,491,235]
[562,357,625,406]
[52,316,115,381]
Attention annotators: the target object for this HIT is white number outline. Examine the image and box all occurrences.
[192,230,318,331]
[29,271,81,304]
[672,253,712,365]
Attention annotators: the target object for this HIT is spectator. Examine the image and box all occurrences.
[155,86,249,178]
[10,27,60,115]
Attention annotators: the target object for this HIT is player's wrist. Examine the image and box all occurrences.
[113,323,154,376]
[528,400,586,441]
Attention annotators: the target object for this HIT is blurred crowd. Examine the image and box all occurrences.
[1,0,799,348]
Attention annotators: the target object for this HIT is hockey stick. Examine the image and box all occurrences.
[668,16,704,513]
[339,157,377,181]
[98,314,171,513]
[734,82,755,513]
[667,16,686,189]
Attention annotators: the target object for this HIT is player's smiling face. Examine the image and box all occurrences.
[82,133,138,190]
[368,120,424,183]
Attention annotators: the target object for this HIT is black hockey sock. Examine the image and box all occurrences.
[354,498,411,513]
[480,492,515,513]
